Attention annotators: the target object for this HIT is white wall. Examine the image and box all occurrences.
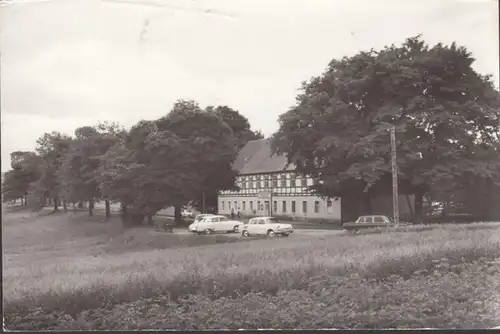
[218,195,341,221]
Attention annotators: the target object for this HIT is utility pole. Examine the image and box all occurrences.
[202,191,206,214]
[390,126,400,225]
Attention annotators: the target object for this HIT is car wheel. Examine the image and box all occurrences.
[233,225,239,233]
[242,230,250,237]
[204,229,213,235]
[267,229,276,237]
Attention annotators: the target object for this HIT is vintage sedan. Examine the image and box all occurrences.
[240,217,294,237]
[189,215,244,235]
[342,215,410,232]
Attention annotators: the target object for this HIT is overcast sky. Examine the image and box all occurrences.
[1,0,498,172]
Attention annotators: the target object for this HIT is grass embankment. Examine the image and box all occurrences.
[3,210,500,329]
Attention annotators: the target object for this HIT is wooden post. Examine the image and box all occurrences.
[390,126,400,225]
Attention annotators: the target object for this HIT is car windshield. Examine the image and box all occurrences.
[219,217,228,221]
[268,218,280,223]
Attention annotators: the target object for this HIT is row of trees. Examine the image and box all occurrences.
[2,102,263,226]
[4,35,500,224]
[271,35,500,223]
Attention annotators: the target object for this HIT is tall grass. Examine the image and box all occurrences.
[4,223,500,320]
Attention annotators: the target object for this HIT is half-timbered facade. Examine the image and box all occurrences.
[218,138,342,221]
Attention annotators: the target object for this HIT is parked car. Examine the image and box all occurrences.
[342,215,410,232]
[193,213,213,222]
[240,217,293,237]
[188,215,244,235]
[181,209,194,219]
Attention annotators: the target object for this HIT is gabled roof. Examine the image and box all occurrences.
[232,138,295,175]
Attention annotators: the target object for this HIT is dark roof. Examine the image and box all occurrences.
[232,138,295,175]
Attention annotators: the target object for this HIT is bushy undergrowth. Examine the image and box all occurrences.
[4,222,500,330]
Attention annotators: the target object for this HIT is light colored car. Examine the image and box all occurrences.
[189,215,244,235]
[194,214,215,223]
[240,217,293,237]
[181,209,194,219]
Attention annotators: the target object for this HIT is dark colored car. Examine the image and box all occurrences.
[342,215,410,231]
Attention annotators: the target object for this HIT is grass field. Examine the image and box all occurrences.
[3,207,500,330]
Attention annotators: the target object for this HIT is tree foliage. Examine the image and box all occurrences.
[59,122,125,216]
[2,151,41,204]
[271,35,500,222]
[34,131,73,208]
[100,100,240,224]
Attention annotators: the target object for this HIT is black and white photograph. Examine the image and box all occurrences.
[1,0,499,330]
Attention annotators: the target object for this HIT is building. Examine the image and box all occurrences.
[217,138,342,221]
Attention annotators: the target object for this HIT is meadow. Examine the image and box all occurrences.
[3,208,500,330]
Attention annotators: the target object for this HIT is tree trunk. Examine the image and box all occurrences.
[24,194,28,207]
[405,194,414,220]
[78,201,84,209]
[20,197,24,207]
[362,192,372,214]
[174,205,182,225]
[88,198,94,217]
[63,200,67,212]
[414,187,424,224]
[120,204,129,227]
[105,200,111,220]
[53,197,59,212]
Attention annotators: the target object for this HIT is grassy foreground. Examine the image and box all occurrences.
[3,209,500,329]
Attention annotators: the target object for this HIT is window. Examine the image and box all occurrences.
[280,174,286,187]
[272,175,278,187]
[273,201,277,213]
[359,216,373,223]
[257,201,260,211]
[242,201,246,211]
[282,201,287,213]
[228,201,231,210]
[258,219,265,225]
[256,181,260,189]
[250,201,254,211]
[290,174,296,187]
[291,201,296,213]
[264,178,269,188]
[221,201,224,210]
[314,201,320,213]
[327,199,333,214]
[373,216,385,223]
[302,201,307,213]
[234,201,237,210]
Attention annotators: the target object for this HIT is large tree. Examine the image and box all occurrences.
[34,131,73,211]
[2,151,41,205]
[100,100,239,226]
[191,105,263,212]
[60,122,125,218]
[156,100,239,221]
[271,35,500,223]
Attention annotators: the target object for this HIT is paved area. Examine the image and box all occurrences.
[170,228,344,237]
